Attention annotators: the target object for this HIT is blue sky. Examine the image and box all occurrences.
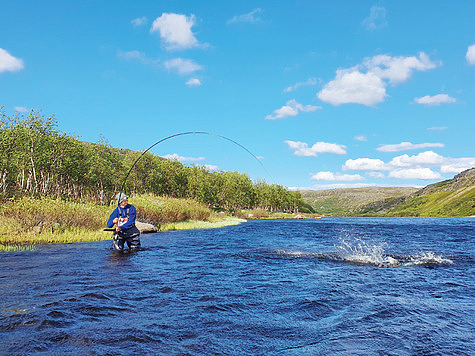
[1,1,474,190]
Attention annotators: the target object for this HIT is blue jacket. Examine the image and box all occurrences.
[107,204,140,238]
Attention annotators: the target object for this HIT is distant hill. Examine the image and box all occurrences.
[357,168,475,217]
[300,168,475,217]
[300,187,418,216]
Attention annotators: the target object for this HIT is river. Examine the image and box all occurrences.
[1,217,474,355]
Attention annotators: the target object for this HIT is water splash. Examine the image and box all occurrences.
[333,234,453,268]
[335,236,401,268]
[404,252,453,266]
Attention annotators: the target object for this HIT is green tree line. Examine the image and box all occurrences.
[0,111,307,212]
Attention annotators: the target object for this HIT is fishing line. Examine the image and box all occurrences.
[117,131,269,202]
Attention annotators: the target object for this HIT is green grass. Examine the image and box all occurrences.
[386,187,475,217]
[160,218,246,231]
[132,194,214,224]
[0,244,36,252]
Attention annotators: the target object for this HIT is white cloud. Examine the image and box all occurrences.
[362,5,388,30]
[414,94,456,105]
[466,44,475,65]
[364,53,437,85]
[317,52,438,106]
[377,142,444,152]
[354,135,368,142]
[131,17,147,26]
[150,13,202,51]
[164,58,203,75]
[186,78,202,87]
[343,151,475,179]
[311,171,364,181]
[440,158,475,173]
[283,78,319,93]
[343,158,389,171]
[14,106,28,113]
[203,164,219,171]
[228,8,263,24]
[317,69,386,106]
[389,151,445,167]
[0,48,24,73]
[388,168,441,180]
[161,153,205,162]
[285,140,347,157]
[292,183,380,190]
[266,99,320,120]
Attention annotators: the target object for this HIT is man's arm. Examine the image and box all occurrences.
[106,208,119,228]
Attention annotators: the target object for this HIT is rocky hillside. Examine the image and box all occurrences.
[356,168,475,217]
[300,187,418,216]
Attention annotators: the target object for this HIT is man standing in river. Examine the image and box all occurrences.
[107,193,141,251]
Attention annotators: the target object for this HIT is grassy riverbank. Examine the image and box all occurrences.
[0,194,243,248]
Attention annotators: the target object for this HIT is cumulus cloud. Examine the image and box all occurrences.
[440,158,475,173]
[317,52,438,106]
[364,53,437,85]
[466,44,475,65]
[285,140,347,157]
[343,151,475,179]
[0,48,24,73]
[161,153,205,162]
[343,158,389,171]
[228,8,263,24]
[414,94,456,105]
[377,142,444,152]
[283,78,319,93]
[311,171,364,181]
[388,168,441,180]
[317,69,386,106]
[266,99,320,120]
[14,106,28,113]
[362,5,388,30]
[186,78,202,87]
[389,151,445,167]
[131,17,147,26]
[151,13,203,51]
[164,58,203,75]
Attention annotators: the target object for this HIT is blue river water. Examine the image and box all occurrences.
[1,217,474,355]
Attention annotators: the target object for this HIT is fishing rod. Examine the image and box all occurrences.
[116,131,269,200]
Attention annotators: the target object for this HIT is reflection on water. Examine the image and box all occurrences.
[0,217,474,355]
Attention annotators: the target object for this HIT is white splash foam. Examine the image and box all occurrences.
[403,252,453,266]
[335,237,401,267]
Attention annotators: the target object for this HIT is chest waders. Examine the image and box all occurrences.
[113,207,141,251]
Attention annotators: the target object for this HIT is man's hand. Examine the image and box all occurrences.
[115,226,121,232]
[113,218,119,224]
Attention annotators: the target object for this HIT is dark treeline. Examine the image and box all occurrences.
[0,111,308,212]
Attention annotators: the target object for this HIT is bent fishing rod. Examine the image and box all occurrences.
[116,131,269,204]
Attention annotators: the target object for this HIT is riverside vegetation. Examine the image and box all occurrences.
[0,111,313,249]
